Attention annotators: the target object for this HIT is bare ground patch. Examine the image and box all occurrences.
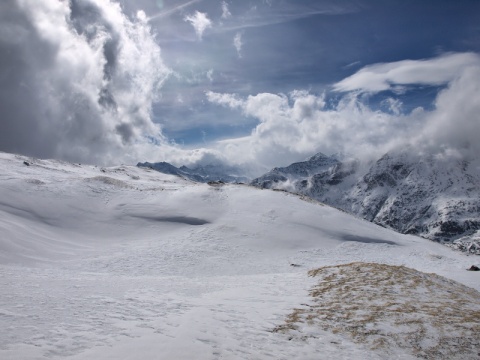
[273,262,480,359]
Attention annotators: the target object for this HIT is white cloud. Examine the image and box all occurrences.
[0,0,172,165]
[233,32,243,57]
[205,91,244,109]
[2,4,478,176]
[136,10,147,22]
[206,52,480,170]
[207,90,413,168]
[334,52,480,93]
[381,98,403,116]
[184,11,212,40]
[206,69,214,82]
[221,1,231,19]
[415,64,480,162]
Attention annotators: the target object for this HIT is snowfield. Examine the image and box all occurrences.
[0,152,479,359]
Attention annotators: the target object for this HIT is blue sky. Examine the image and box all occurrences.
[124,0,480,146]
[0,0,479,172]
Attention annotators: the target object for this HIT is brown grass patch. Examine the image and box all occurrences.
[273,262,480,359]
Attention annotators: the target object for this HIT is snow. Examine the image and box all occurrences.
[0,151,479,359]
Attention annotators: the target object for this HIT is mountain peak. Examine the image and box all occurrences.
[306,152,329,162]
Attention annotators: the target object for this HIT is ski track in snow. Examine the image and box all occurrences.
[0,152,478,359]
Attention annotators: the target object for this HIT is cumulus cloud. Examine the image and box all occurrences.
[334,52,480,93]
[184,11,212,40]
[207,52,480,170]
[207,89,411,167]
[0,0,171,165]
[233,32,243,57]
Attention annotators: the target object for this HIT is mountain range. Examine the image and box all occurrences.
[251,150,480,245]
[137,161,249,183]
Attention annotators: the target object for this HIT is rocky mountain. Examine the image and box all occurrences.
[251,151,480,244]
[137,161,249,183]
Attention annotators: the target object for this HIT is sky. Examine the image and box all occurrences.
[0,0,480,174]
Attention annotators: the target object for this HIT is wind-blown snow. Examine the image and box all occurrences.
[0,151,478,359]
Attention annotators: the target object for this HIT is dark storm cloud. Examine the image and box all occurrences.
[0,0,170,164]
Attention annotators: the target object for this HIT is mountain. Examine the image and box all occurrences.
[250,152,340,187]
[251,150,480,244]
[1,151,479,359]
[137,161,250,183]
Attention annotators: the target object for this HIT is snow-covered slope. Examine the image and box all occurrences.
[0,151,479,359]
[137,161,249,183]
[251,150,480,244]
